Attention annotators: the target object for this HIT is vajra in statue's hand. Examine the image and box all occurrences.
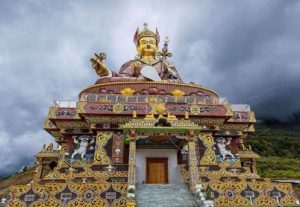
[90,53,110,77]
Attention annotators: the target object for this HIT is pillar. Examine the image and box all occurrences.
[188,131,199,192]
[128,131,137,186]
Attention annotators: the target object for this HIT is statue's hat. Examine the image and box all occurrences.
[133,23,160,46]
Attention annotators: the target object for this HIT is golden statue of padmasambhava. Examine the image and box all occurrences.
[90,23,182,83]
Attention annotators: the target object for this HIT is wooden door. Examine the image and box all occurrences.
[146,158,168,184]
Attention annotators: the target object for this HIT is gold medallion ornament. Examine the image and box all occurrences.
[155,103,166,115]
[148,97,158,104]
[112,103,124,113]
[171,89,185,97]
[190,105,200,115]
[120,87,135,96]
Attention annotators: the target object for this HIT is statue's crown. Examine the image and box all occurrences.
[133,23,160,46]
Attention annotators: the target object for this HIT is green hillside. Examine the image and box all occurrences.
[246,123,300,157]
[245,122,300,179]
[245,122,300,198]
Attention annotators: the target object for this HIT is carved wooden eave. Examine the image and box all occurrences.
[35,150,59,159]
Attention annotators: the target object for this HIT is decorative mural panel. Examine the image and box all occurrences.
[198,133,217,165]
[190,117,225,126]
[228,111,251,122]
[79,101,230,117]
[7,182,127,207]
[85,116,132,125]
[208,181,298,207]
[84,102,150,115]
[55,108,77,119]
[94,131,113,164]
[166,103,227,116]
[111,132,125,164]
[227,111,256,123]
[64,135,96,163]
[213,137,240,166]
[54,121,89,129]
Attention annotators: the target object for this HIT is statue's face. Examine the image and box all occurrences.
[217,138,225,144]
[80,136,89,142]
[137,37,158,57]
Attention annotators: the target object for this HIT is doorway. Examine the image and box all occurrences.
[146,158,168,184]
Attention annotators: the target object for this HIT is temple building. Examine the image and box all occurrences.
[6,24,299,207]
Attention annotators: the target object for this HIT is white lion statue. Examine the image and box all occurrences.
[216,137,235,160]
[71,135,94,160]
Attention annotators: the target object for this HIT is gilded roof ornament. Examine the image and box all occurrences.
[120,87,135,96]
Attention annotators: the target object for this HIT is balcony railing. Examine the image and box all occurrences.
[51,97,252,113]
[79,93,218,105]
[231,104,251,112]
[52,100,77,108]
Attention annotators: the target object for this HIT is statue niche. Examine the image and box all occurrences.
[90,23,182,83]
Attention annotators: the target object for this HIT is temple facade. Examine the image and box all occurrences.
[6,25,299,207]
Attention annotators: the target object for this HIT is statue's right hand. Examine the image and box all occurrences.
[90,57,101,67]
[90,53,109,77]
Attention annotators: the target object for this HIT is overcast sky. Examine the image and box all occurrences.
[1,0,300,176]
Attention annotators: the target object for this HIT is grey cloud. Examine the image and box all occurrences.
[172,0,300,121]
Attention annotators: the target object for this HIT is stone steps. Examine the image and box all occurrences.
[136,184,198,207]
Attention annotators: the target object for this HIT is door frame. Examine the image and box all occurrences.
[146,158,168,184]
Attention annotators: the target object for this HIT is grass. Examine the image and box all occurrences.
[245,123,300,180]
[246,122,300,198]
[256,157,300,179]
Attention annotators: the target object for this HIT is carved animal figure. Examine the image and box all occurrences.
[71,136,94,160]
[216,137,235,160]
